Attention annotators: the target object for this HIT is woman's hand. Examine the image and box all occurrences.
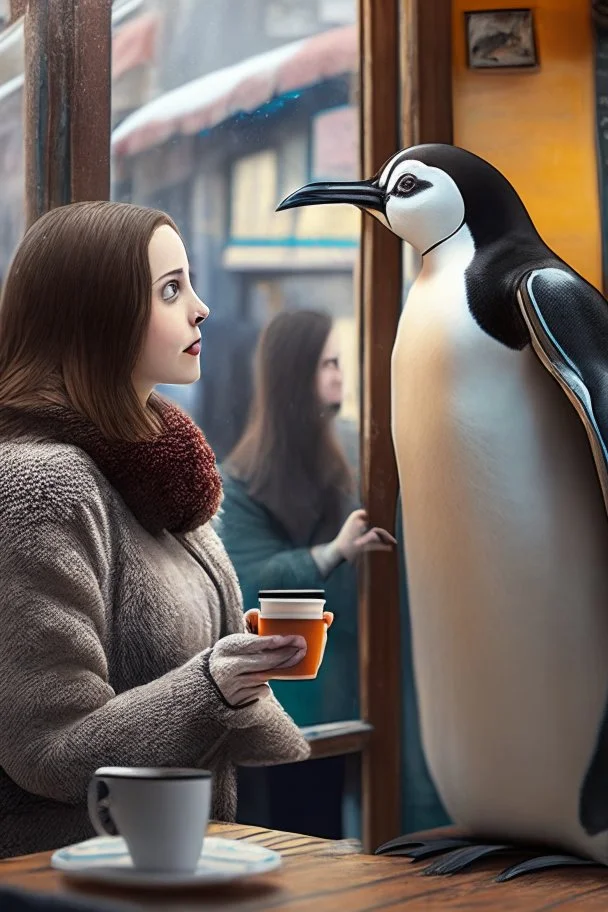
[208,632,307,707]
[334,508,397,564]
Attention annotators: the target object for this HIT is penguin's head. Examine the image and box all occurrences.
[277,143,537,256]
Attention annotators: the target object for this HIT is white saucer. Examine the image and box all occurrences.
[51,835,281,888]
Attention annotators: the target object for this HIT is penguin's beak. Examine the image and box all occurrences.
[276,179,385,214]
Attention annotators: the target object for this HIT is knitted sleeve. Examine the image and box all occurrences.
[0,451,308,806]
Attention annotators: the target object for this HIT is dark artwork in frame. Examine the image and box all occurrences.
[465,9,539,70]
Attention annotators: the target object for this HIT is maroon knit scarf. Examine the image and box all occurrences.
[1,397,223,536]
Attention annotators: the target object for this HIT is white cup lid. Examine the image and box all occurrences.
[258,589,325,599]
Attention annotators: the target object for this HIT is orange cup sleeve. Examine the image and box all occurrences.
[245,608,332,633]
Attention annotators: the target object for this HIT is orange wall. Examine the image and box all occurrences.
[452,0,602,289]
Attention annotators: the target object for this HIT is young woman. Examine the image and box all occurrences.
[219,309,395,837]
[0,201,310,859]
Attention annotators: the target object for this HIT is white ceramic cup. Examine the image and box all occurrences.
[87,767,212,873]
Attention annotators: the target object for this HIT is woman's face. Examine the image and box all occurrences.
[316,329,343,412]
[132,225,209,403]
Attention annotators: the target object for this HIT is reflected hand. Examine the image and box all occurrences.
[334,508,397,563]
[209,632,307,707]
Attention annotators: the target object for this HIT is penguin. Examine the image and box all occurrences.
[277,144,608,879]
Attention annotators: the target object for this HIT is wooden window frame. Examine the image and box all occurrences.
[18,0,452,854]
[357,0,401,853]
[356,0,453,851]
[21,0,112,226]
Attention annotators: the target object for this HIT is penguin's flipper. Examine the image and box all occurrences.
[517,267,608,516]
[517,266,608,837]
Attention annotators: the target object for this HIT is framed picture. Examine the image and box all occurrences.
[465,9,538,70]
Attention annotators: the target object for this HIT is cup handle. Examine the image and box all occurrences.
[244,608,260,634]
[87,777,118,837]
[323,611,334,630]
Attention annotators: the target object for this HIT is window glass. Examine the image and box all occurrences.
[111,0,361,731]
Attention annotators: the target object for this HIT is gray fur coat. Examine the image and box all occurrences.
[0,434,309,858]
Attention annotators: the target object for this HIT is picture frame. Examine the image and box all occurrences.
[465,9,539,70]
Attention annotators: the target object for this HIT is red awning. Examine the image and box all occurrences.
[278,23,357,93]
[112,23,357,157]
[112,12,159,81]
[213,24,357,129]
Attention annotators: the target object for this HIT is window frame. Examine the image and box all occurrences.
[16,0,457,853]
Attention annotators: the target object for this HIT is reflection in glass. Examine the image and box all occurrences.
[0,16,25,283]
[221,309,359,726]
[111,0,361,839]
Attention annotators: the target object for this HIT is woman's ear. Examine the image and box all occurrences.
[322,611,334,630]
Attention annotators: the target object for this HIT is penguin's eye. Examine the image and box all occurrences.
[396,174,417,194]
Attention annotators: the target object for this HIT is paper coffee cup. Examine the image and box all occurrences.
[256,589,331,680]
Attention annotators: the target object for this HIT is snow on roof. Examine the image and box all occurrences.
[112,24,356,158]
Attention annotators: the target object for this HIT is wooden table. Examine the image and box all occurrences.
[2,821,608,910]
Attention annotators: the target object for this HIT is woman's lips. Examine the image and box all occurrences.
[183,341,201,356]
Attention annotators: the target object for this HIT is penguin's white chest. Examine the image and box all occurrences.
[392,238,608,860]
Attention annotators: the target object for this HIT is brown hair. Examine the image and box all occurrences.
[0,200,179,441]
[227,309,354,545]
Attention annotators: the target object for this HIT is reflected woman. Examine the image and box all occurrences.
[219,309,395,837]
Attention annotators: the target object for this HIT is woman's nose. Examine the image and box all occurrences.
[193,301,210,324]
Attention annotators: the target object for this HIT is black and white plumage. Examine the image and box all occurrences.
[278,144,608,877]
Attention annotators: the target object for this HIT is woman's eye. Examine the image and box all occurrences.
[162,280,179,301]
[397,175,416,194]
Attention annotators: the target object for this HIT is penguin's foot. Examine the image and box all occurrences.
[374,835,600,881]
[495,853,599,882]
[375,834,478,860]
